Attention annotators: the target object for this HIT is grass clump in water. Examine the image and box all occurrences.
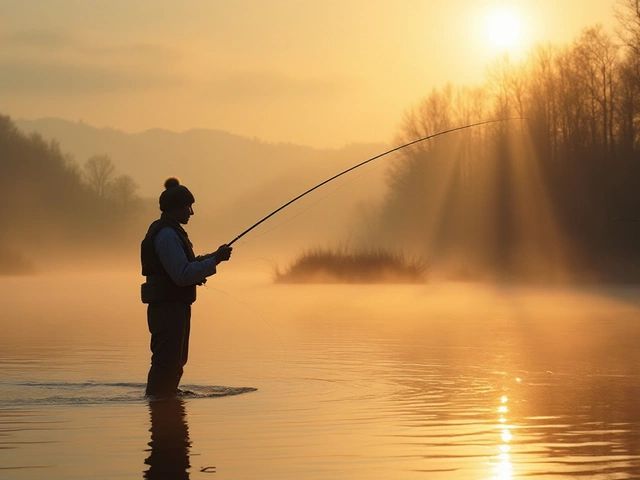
[274,247,429,284]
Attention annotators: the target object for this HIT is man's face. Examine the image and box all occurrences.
[172,204,194,224]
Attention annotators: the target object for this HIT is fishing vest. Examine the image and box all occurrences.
[140,215,198,304]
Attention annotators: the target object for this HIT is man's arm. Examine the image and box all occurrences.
[154,228,217,286]
[196,244,232,263]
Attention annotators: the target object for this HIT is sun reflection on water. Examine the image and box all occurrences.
[494,394,514,480]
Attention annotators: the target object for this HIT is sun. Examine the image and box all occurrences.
[485,9,523,51]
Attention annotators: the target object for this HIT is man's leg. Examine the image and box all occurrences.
[178,307,191,387]
[146,302,190,397]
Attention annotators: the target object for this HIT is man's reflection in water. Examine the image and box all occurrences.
[144,398,191,479]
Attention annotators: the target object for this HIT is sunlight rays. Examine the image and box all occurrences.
[503,127,573,281]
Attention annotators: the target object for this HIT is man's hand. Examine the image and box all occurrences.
[214,244,233,263]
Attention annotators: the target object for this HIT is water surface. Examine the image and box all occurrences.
[1,272,640,479]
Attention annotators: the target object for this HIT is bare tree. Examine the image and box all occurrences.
[526,45,561,159]
[615,55,640,153]
[573,26,619,155]
[615,0,640,153]
[84,154,116,198]
[107,174,140,210]
[616,0,640,53]
[486,54,515,119]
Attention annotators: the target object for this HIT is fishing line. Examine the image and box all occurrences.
[236,152,395,247]
[210,118,524,380]
[203,283,287,378]
[227,117,526,247]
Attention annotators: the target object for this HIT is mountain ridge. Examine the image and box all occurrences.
[13,116,392,252]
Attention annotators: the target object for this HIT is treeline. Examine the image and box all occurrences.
[372,4,640,282]
[0,115,143,270]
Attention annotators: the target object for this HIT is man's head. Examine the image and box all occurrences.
[159,177,195,224]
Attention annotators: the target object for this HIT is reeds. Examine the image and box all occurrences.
[274,247,429,284]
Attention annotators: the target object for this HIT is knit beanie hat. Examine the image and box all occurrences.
[159,177,195,212]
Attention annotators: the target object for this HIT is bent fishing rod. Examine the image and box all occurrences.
[227,117,525,247]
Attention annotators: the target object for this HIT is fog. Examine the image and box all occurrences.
[3,268,640,479]
[1,115,392,274]
[2,5,640,283]
[2,112,639,283]
[2,271,639,379]
[4,3,640,478]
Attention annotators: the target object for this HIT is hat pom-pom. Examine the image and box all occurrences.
[164,177,180,189]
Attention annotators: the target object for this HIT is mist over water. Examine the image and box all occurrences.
[2,74,640,480]
[1,271,640,479]
[3,5,640,478]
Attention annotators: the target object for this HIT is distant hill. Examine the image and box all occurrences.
[0,114,150,271]
[15,118,386,192]
[14,117,393,256]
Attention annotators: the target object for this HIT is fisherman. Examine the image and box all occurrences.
[141,177,232,398]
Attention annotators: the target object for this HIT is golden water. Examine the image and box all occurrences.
[1,272,640,479]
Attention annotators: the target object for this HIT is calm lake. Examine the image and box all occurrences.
[1,271,640,479]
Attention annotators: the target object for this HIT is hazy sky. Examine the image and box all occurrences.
[0,0,618,147]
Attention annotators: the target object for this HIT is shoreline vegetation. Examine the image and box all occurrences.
[274,247,429,284]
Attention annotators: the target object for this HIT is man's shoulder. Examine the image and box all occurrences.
[154,225,179,242]
[146,218,176,237]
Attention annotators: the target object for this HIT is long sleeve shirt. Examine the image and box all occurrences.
[154,227,217,287]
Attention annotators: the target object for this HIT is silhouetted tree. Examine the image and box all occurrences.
[108,174,140,210]
[574,26,619,156]
[0,114,145,267]
[616,0,640,53]
[84,154,116,198]
[372,18,640,281]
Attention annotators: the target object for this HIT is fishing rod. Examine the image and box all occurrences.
[227,117,525,246]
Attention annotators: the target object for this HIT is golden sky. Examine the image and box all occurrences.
[0,0,618,147]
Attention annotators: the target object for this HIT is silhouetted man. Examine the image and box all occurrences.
[141,177,232,397]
